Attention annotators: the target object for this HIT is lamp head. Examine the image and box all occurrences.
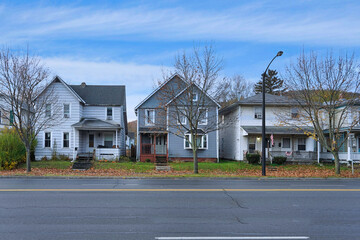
[277,51,283,56]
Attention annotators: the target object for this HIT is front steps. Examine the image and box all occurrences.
[72,153,93,170]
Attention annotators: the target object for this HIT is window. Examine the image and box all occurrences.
[104,134,113,148]
[221,115,225,124]
[106,107,113,120]
[44,132,51,148]
[282,138,291,148]
[254,107,262,119]
[64,104,70,118]
[89,134,94,148]
[177,108,187,125]
[291,108,299,119]
[192,93,198,102]
[0,110,2,124]
[248,137,256,153]
[145,109,155,125]
[199,108,208,125]
[184,134,208,149]
[298,138,306,151]
[45,104,51,117]
[63,132,69,148]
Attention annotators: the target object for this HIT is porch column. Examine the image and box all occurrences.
[115,130,118,148]
[317,140,320,164]
[348,135,351,161]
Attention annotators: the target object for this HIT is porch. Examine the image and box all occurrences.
[140,133,168,163]
[72,118,122,160]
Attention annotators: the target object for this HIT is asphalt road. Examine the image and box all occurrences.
[0,178,359,240]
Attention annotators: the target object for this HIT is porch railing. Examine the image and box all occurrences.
[141,143,154,155]
[269,151,317,160]
[320,152,360,161]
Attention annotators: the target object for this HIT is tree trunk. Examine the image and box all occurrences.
[26,147,31,173]
[193,150,198,174]
[333,151,340,175]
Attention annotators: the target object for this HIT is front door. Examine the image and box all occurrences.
[88,134,95,152]
[155,135,167,155]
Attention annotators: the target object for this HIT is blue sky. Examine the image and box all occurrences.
[1,0,360,120]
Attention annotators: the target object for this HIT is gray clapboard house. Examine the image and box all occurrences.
[135,74,219,163]
[35,76,127,161]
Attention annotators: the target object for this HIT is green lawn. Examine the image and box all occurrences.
[93,161,155,172]
[19,160,72,169]
[169,160,260,172]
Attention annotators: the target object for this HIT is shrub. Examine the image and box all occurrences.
[0,128,26,170]
[273,156,287,165]
[41,156,48,161]
[58,154,71,161]
[119,155,131,162]
[145,158,151,163]
[246,153,260,165]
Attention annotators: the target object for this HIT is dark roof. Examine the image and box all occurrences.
[72,118,121,129]
[69,85,126,106]
[139,126,167,133]
[241,126,313,135]
[220,93,299,114]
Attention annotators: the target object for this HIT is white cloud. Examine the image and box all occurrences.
[1,2,360,45]
[43,57,166,121]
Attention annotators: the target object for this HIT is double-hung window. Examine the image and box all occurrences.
[184,134,208,149]
[45,104,51,118]
[248,137,256,153]
[282,137,291,149]
[254,107,262,119]
[106,107,113,120]
[44,132,51,148]
[177,107,187,125]
[64,104,70,118]
[297,138,306,151]
[63,132,69,148]
[145,109,155,125]
[291,108,299,119]
[198,108,208,125]
[192,93,198,102]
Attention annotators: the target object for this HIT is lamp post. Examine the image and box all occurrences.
[261,51,283,176]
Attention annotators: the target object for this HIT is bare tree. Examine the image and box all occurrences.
[151,45,222,173]
[0,47,60,172]
[284,51,360,174]
[214,74,253,107]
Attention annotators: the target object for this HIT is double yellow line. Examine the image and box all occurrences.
[0,188,359,192]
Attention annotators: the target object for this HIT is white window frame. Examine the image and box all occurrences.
[62,132,70,148]
[63,104,70,118]
[45,104,51,118]
[145,109,155,126]
[104,133,114,148]
[106,107,113,120]
[44,132,52,148]
[254,107,262,119]
[198,108,208,125]
[177,107,187,125]
[282,137,291,149]
[184,134,208,150]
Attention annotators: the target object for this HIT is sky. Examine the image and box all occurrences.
[1,0,360,121]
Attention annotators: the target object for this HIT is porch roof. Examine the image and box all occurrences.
[138,127,167,134]
[241,126,313,135]
[72,118,121,130]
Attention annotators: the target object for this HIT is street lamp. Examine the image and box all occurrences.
[261,51,283,176]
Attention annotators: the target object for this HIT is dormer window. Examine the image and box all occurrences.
[107,107,113,120]
[193,93,198,102]
[63,104,70,118]
[254,107,262,119]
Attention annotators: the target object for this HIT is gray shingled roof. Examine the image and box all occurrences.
[69,85,126,106]
[220,93,300,114]
[72,118,121,129]
[241,126,313,135]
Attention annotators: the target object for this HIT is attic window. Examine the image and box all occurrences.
[193,93,198,102]
[254,107,262,119]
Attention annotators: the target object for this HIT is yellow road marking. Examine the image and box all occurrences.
[0,188,359,192]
